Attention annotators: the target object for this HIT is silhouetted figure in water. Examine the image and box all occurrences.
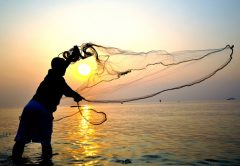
[12,50,84,161]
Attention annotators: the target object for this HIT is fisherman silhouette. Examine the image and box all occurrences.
[12,46,84,161]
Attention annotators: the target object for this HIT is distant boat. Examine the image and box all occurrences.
[226,97,236,100]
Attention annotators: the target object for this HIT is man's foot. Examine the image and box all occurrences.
[12,155,23,163]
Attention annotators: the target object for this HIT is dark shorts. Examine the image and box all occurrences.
[14,100,53,145]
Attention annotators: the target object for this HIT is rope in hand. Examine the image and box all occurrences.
[54,102,107,125]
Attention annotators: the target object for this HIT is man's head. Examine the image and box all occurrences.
[51,57,67,76]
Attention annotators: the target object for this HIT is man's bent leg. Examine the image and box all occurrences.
[12,141,25,160]
[41,143,52,160]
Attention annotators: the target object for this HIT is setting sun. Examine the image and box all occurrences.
[78,63,91,76]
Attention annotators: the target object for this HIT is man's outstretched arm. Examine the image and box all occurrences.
[63,83,84,102]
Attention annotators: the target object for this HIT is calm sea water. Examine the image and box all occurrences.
[0,100,240,165]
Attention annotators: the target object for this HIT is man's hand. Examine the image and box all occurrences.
[70,46,81,62]
[74,94,85,102]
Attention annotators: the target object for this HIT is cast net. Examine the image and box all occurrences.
[59,43,234,124]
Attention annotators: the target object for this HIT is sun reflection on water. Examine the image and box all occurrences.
[80,106,91,129]
[78,105,100,165]
[53,105,104,165]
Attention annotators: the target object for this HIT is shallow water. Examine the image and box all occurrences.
[0,100,240,165]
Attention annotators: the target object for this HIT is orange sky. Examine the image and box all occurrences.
[0,0,240,107]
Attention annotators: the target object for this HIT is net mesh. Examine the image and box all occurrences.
[59,43,234,124]
[66,44,234,103]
